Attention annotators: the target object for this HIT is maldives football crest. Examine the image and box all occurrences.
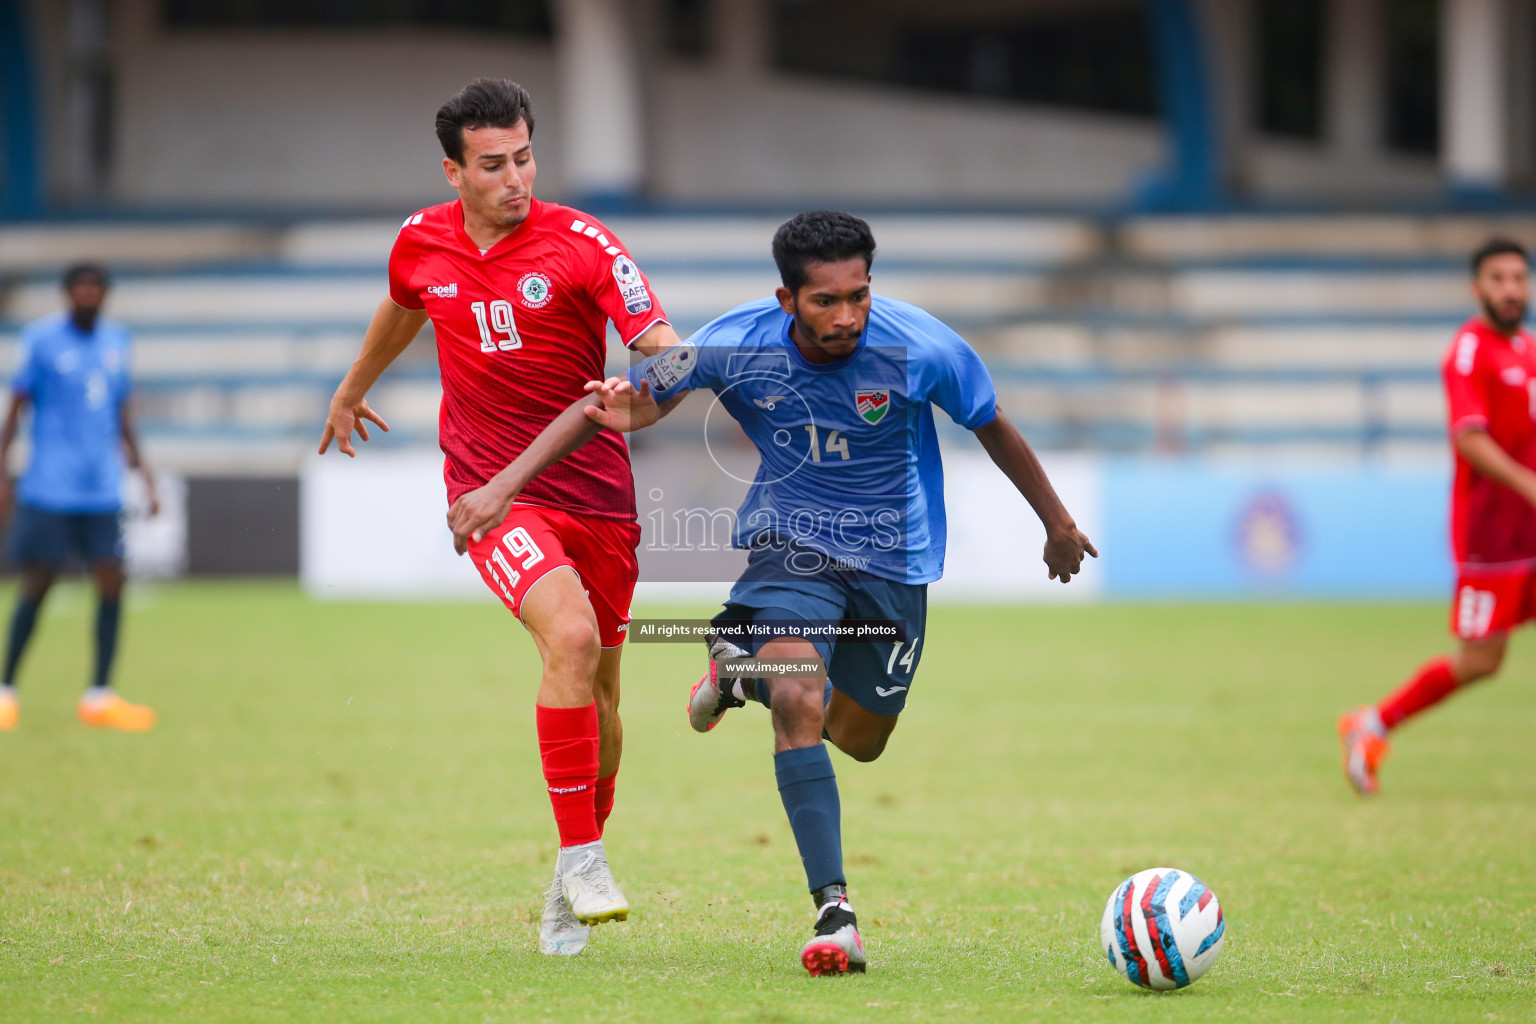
[855,389,890,425]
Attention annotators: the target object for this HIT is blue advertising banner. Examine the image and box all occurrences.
[1101,460,1452,599]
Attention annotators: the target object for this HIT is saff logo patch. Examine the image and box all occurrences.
[644,341,697,393]
[518,272,552,309]
[611,254,652,314]
[855,389,890,425]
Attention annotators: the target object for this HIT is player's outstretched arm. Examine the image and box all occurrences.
[1457,428,1536,506]
[0,393,26,515]
[583,377,680,433]
[118,396,158,517]
[447,378,684,553]
[630,321,684,357]
[972,407,1098,583]
[318,298,428,457]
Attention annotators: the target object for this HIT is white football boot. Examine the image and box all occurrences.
[800,890,868,975]
[559,840,630,924]
[538,868,591,955]
[687,635,750,733]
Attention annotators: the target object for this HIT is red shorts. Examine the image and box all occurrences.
[1450,569,1536,640]
[468,504,641,648]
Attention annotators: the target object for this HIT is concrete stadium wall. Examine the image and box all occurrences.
[647,66,1164,205]
[109,4,563,208]
[86,0,1163,209]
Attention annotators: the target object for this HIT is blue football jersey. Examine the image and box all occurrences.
[11,313,132,513]
[629,295,997,583]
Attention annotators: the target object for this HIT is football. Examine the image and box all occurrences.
[1100,867,1225,990]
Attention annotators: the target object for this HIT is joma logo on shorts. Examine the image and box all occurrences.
[427,283,458,298]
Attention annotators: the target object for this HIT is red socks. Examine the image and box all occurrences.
[595,770,618,837]
[536,703,600,848]
[1376,656,1459,730]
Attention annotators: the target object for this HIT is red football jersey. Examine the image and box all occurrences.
[388,198,667,518]
[1443,317,1536,569]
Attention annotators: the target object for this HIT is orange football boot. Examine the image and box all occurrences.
[1337,706,1389,796]
[78,692,157,732]
[0,689,16,731]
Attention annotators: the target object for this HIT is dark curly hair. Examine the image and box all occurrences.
[435,78,536,164]
[62,262,108,289]
[1471,237,1529,276]
[772,211,877,293]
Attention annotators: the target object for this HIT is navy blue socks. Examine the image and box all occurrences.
[774,743,845,893]
[94,598,120,690]
[2,597,40,687]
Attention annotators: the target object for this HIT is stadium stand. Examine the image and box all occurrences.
[0,212,1512,471]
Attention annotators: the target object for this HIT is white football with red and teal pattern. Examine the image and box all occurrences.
[1099,867,1225,990]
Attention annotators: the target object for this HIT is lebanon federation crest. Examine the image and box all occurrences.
[517,272,552,309]
[855,389,890,425]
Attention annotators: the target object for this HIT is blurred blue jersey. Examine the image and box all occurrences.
[11,313,132,513]
[630,296,996,583]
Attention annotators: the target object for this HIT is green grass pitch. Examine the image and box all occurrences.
[0,581,1532,1022]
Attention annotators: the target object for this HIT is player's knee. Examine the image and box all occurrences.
[1458,646,1505,684]
[841,734,888,763]
[21,569,55,602]
[772,677,828,726]
[546,619,602,673]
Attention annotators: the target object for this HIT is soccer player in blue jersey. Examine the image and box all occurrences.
[0,264,158,732]
[447,211,1096,974]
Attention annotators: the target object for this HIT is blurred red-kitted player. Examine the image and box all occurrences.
[1339,238,1536,795]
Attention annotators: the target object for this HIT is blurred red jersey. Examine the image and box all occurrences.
[1443,317,1536,570]
[388,198,667,518]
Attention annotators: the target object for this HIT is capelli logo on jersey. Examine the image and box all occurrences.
[427,283,458,299]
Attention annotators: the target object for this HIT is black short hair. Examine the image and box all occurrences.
[435,78,536,165]
[62,263,108,289]
[1471,237,1529,275]
[772,211,877,293]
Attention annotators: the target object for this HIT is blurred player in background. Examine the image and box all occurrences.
[0,263,158,732]
[319,79,688,956]
[458,211,1097,974]
[1339,238,1536,795]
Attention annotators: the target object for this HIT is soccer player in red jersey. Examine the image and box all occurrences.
[318,79,685,954]
[1339,238,1536,795]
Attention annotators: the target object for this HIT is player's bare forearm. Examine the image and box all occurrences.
[973,407,1098,581]
[335,298,427,402]
[1457,428,1536,506]
[630,321,683,357]
[319,298,427,456]
[0,394,24,478]
[448,394,606,553]
[0,394,24,507]
[584,377,683,433]
[118,399,159,516]
[119,398,146,470]
[974,408,1073,530]
[447,381,684,552]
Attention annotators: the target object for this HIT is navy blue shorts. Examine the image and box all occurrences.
[714,538,927,716]
[7,503,124,567]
